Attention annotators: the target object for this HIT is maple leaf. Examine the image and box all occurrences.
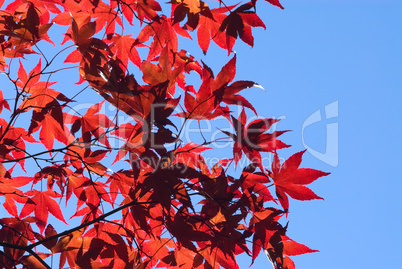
[248,208,284,264]
[217,3,266,52]
[5,0,61,15]
[28,108,69,150]
[264,0,285,10]
[240,164,274,203]
[282,236,318,257]
[92,5,123,35]
[139,165,196,210]
[265,234,317,269]
[106,170,135,204]
[52,230,84,269]
[137,15,191,60]
[142,237,175,266]
[221,109,289,171]
[270,150,330,210]
[0,176,31,217]
[177,87,230,120]
[172,142,211,170]
[171,0,213,30]
[65,171,87,204]
[19,190,68,233]
[1,1,54,45]
[70,13,96,47]
[0,118,37,171]
[111,122,147,164]
[11,2,40,40]
[120,0,162,24]
[16,59,42,90]
[70,101,114,147]
[141,46,180,93]
[64,144,110,177]
[175,56,258,120]
[212,55,259,114]
[42,224,58,250]
[80,178,112,208]
[0,216,37,263]
[81,222,133,268]
[196,5,231,54]
[166,212,212,251]
[0,90,10,114]
[16,60,71,132]
[19,83,67,111]
[33,165,72,195]
[109,34,142,68]
[20,252,51,269]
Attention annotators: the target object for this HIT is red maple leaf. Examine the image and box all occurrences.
[120,0,161,24]
[108,34,142,68]
[28,109,70,151]
[0,90,10,114]
[221,109,289,171]
[92,5,123,35]
[264,0,285,10]
[16,59,42,90]
[51,230,84,269]
[176,55,258,120]
[211,55,259,114]
[270,150,330,210]
[177,87,230,120]
[197,5,228,54]
[0,176,31,217]
[0,118,37,171]
[265,235,317,269]
[172,142,211,170]
[70,101,113,147]
[19,190,68,233]
[136,15,191,61]
[219,3,266,51]
[172,0,213,30]
[70,14,96,47]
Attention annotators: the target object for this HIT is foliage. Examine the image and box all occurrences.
[0,0,329,268]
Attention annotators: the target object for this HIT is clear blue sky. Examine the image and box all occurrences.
[1,1,401,268]
[234,1,402,268]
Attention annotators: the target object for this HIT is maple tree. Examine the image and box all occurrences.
[0,0,330,268]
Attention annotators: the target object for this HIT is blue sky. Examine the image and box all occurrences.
[1,0,401,268]
[235,1,402,268]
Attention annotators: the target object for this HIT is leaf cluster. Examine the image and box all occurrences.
[0,0,329,268]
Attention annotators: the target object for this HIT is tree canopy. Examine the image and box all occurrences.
[0,0,329,268]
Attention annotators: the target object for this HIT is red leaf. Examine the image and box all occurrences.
[74,102,113,147]
[265,0,285,10]
[282,237,318,256]
[270,150,330,210]
[222,110,289,171]
[28,109,70,150]
[20,190,67,233]
[17,59,42,90]
[26,2,40,39]
[197,6,231,53]
[71,15,96,46]
[137,15,189,61]
[173,142,211,170]
[0,90,10,115]
[172,0,212,30]
[218,3,266,52]
[123,0,161,23]
[110,34,142,68]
